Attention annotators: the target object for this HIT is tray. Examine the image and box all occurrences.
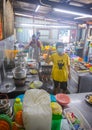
[85,94,92,105]
[30,69,38,75]
[64,107,91,130]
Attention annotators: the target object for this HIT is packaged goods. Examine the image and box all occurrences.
[22,89,52,130]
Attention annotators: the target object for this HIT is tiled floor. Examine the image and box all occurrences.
[67,83,78,94]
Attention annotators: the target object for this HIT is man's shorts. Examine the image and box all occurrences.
[53,80,67,91]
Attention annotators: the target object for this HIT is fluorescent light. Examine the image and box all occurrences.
[50,25,71,28]
[45,18,57,22]
[19,23,72,28]
[69,2,83,7]
[15,13,33,18]
[74,16,88,20]
[49,0,60,2]
[35,5,40,12]
[15,13,44,19]
[53,8,92,17]
[20,24,44,27]
[15,13,56,21]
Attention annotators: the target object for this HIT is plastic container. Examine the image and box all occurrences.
[50,95,56,102]
[56,94,70,106]
[14,98,22,115]
[51,114,62,130]
[64,107,91,130]
[0,114,12,130]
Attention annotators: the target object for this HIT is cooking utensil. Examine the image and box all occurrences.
[13,77,26,86]
[12,66,27,79]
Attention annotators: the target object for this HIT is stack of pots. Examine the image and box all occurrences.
[12,66,27,86]
[15,52,27,68]
[0,94,12,118]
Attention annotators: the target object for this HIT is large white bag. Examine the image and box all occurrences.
[23,89,52,130]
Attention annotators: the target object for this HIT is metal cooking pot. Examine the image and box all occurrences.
[16,52,27,58]
[15,60,26,68]
[15,53,27,68]
[12,66,27,79]
[13,78,26,86]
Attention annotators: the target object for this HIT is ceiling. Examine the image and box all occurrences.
[13,0,92,24]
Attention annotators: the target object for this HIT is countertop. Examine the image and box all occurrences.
[0,68,54,98]
[10,92,92,127]
[70,67,92,93]
[67,92,92,127]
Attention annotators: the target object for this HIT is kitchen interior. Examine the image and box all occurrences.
[0,0,92,130]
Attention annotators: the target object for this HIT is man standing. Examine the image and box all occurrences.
[24,34,41,62]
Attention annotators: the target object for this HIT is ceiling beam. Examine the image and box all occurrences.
[14,7,48,18]
[15,0,92,15]
[14,7,82,24]
[15,0,40,4]
[84,3,92,8]
[40,0,92,15]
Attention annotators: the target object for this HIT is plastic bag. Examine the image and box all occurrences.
[22,89,52,130]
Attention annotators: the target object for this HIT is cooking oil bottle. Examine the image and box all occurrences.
[14,98,22,115]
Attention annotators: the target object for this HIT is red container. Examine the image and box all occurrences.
[56,94,70,106]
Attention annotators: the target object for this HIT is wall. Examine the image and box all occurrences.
[14,16,60,43]
[14,16,77,44]
[0,35,14,61]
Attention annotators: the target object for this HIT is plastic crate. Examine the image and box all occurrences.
[64,107,91,130]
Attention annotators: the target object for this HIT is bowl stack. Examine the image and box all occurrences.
[0,94,12,118]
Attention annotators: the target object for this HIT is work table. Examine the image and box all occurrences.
[66,92,92,127]
[68,66,92,93]
[9,92,92,127]
[0,66,54,98]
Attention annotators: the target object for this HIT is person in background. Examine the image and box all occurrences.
[46,42,70,95]
[36,31,43,53]
[24,34,41,62]
[36,31,40,40]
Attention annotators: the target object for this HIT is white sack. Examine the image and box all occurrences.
[22,89,52,130]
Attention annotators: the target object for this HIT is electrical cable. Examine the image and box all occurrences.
[39,0,51,7]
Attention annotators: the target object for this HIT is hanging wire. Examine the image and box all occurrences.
[39,0,51,7]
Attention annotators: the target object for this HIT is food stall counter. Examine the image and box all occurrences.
[9,92,92,128]
[66,92,92,127]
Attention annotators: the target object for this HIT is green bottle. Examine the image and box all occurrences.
[14,98,22,115]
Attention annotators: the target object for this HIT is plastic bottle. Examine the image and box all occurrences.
[14,98,23,115]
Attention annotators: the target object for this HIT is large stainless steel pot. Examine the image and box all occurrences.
[16,52,27,57]
[15,52,27,68]
[12,66,27,79]
[15,60,26,68]
[13,78,26,86]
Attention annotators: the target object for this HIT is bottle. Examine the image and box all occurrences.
[14,98,22,115]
